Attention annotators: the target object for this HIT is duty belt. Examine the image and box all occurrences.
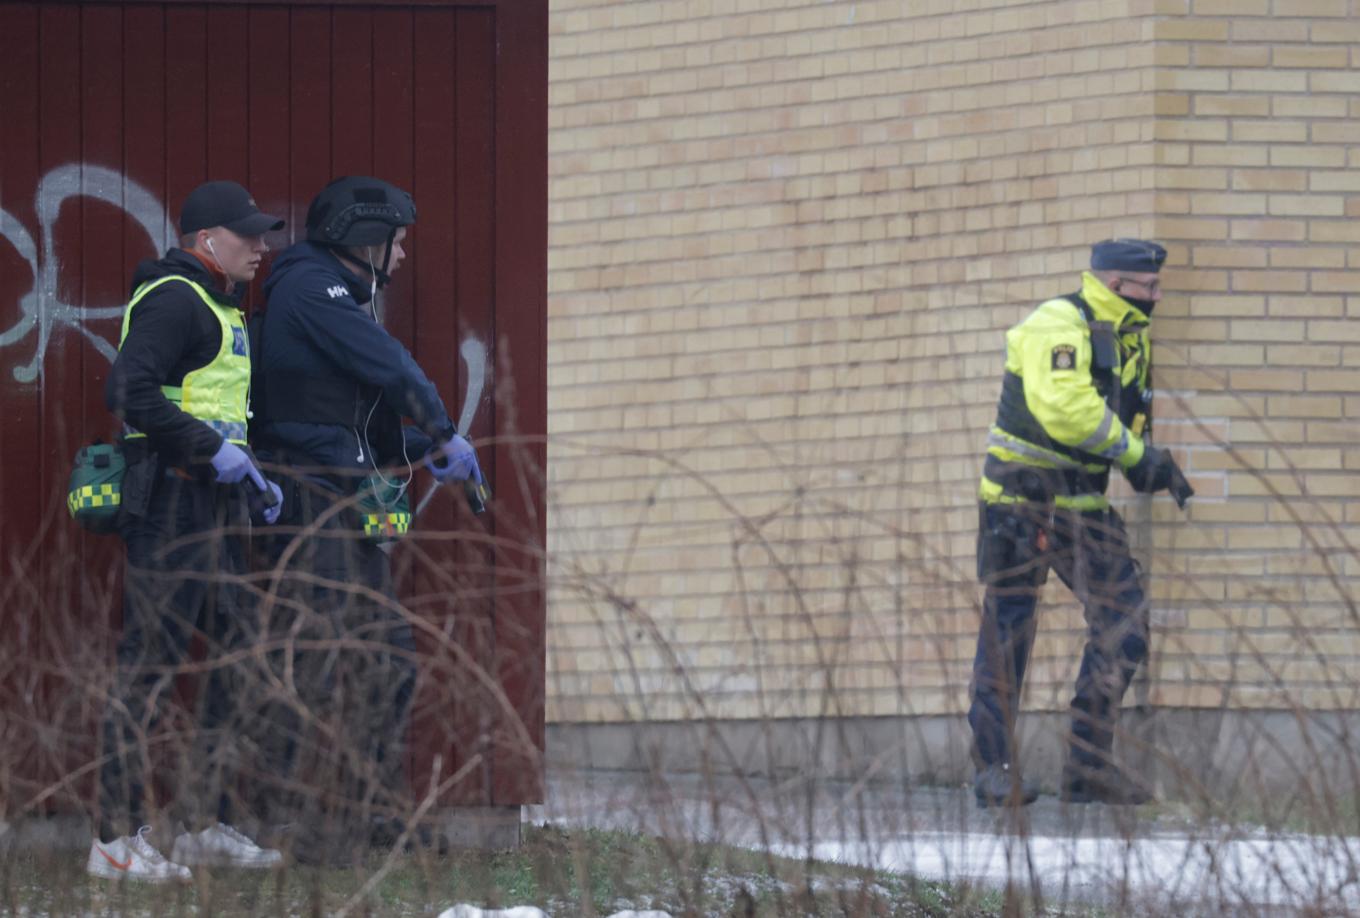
[983,454,1107,502]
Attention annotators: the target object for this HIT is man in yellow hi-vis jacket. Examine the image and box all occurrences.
[94,182,286,880]
[970,239,1193,808]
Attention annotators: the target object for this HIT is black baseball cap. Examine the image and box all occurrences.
[179,180,285,236]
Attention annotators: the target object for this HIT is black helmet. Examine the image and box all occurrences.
[305,176,416,248]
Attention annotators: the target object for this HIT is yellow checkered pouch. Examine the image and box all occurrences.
[356,474,411,543]
[67,442,126,534]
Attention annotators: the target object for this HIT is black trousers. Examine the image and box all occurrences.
[252,473,417,839]
[968,502,1150,772]
[98,468,250,840]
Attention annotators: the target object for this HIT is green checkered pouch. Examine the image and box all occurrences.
[357,474,411,543]
[67,442,126,534]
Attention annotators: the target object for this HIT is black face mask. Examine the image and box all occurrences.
[1122,295,1156,316]
[1111,283,1157,317]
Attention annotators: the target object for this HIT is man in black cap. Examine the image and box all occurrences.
[91,181,287,881]
[968,238,1193,809]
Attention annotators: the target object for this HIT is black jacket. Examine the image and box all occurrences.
[104,249,241,469]
[251,241,453,487]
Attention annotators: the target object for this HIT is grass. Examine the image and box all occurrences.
[1137,790,1360,839]
[0,823,1096,917]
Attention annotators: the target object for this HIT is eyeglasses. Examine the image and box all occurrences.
[1114,276,1160,295]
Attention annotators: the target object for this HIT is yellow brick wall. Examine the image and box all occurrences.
[1143,0,1360,711]
[545,0,1360,724]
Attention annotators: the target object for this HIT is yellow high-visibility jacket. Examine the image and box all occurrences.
[980,271,1152,511]
[119,275,251,446]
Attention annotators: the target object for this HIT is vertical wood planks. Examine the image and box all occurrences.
[0,0,547,811]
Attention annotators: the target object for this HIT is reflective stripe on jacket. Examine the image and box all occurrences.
[119,276,251,445]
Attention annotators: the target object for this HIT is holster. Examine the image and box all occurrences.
[118,450,159,522]
[977,504,1051,589]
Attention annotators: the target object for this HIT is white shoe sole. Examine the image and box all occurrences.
[171,846,283,869]
[87,859,192,884]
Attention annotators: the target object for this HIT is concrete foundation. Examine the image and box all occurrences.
[548,708,1360,804]
[433,806,522,850]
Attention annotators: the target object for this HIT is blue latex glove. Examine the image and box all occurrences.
[429,434,483,484]
[211,440,266,489]
[262,480,284,525]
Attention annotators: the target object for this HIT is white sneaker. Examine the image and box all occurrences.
[171,822,283,868]
[87,826,193,883]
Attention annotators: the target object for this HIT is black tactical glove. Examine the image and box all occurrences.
[1126,445,1194,509]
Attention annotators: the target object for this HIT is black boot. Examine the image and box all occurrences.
[1061,762,1153,805]
[974,763,1041,808]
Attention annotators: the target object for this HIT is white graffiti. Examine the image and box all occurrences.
[0,164,172,383]
[458,337,487,435]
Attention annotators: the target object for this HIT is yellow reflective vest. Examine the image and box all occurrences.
[118,276,251,446]
[979,272,1152,511]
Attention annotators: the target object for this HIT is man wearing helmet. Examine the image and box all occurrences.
[249,176,482,860]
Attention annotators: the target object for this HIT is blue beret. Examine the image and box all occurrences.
[1090,238,1167,273]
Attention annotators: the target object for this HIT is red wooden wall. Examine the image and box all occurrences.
[0,0,546,814]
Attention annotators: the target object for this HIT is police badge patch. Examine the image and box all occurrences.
[1051,344,1076,371]
[232,326,248,357]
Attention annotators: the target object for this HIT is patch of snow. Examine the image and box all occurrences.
[439,909,674,918]
[805,875,893,900]
[771,830,1360,911]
